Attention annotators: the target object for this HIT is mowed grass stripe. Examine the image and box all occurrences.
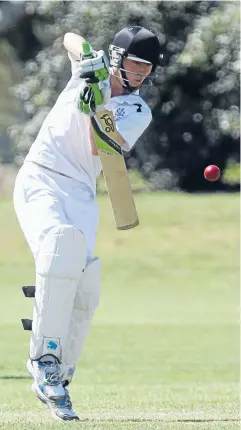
[0,193,239,429]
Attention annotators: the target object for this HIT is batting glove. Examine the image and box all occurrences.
[79,49,110,83]
[76,72,111,117]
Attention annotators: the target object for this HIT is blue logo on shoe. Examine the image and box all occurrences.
[47,341,57,350]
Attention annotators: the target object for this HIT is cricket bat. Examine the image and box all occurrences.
[82,41,139,230]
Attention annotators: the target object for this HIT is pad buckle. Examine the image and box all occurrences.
[21,285,35,331]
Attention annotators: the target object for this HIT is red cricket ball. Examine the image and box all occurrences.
[204,165,220,182]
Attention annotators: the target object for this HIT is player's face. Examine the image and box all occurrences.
[123,58,152,87]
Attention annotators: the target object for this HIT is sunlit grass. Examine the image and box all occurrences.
[0,193,239,429]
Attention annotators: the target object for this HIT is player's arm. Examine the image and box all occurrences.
[114,131,125,145]
[64,32,110,79]
[64,36,126,151]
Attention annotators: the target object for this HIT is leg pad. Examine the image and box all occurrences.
[21,286,35,329]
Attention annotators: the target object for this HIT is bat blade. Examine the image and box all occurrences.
[91,111,139,230]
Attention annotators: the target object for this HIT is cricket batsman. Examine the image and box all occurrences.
[13,26,162,421]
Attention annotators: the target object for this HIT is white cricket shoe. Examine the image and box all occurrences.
[27,358,79,421]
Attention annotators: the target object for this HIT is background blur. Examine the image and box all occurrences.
[0,2,240,428]
[0,0,240,195]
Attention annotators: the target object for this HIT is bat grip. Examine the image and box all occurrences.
[82,41,103,106]
[82,41,92,58]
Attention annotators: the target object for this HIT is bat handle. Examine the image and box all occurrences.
[82,41,103,106]
[82,41,93,58]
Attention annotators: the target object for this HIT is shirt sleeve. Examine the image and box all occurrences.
[68,52,81,79]
[110,98,152,152]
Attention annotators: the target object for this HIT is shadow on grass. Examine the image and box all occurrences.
[173,419,239,423]
[79,418,239,423]
[0,375,31,380]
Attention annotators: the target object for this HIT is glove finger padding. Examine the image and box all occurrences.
[79,71,100,84]
[79,49,110,80]
[83,86,92,104]
[77,82,96,116]
[89,90,96,113]
[76,65,111,116]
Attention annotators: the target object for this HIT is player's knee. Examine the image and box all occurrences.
[36,224,87,279]
[74,257,101,311]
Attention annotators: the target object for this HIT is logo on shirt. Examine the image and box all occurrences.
[134,103,142,113]
[114,107,126,121]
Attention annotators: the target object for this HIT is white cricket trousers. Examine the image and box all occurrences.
[13,162,99,259]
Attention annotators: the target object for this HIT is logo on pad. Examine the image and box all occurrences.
[47,341,57,350]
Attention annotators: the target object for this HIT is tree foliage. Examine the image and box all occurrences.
[8,0,240,190]
[0,40,22,163]
[133,1,240,191]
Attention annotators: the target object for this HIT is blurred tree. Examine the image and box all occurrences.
[9,1,240,191]
[134,0,240,191]
[0,0,41,61]
[0,40,22,163]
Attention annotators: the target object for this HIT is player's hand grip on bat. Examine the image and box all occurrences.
[79,49,110,80]
[76,71,111,117]
[76,41,111,116]
[77,80,96,116]
[76,72,111,116]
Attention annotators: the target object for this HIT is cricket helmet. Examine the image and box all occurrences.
[109,26,162,93]
[109,26,162,72]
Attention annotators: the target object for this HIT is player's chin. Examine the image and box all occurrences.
[129,80,142,87]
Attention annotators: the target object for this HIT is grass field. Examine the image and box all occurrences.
[0,192,239,429]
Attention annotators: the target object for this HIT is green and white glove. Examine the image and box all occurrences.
[79,49,110,83]
[76,75,97,117]
[76,71,111,117]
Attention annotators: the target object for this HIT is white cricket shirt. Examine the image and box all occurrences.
[25,52,152,195]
